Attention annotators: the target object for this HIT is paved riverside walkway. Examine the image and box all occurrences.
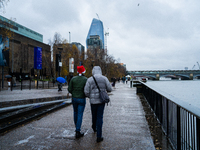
[0,82,155,150]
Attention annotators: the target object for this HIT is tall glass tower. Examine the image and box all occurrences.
[86,18,104,49]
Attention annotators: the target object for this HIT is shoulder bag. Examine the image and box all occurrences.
[92,76,110,105]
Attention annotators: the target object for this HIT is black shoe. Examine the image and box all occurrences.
[92,125,97,132]
[96,137,103,143]
[93,128,97,132]
[75,131,84,138]
[92,127,97,132]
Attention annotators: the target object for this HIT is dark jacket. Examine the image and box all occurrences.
[84,66,112,104]
[68,75,87,98]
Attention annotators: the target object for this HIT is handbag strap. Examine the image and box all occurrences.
[92,76,101,92]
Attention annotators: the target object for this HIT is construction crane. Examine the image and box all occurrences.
[192,65,195,70]
[197,62,200,69]
[96,13,100,20]
[104,28,109,56]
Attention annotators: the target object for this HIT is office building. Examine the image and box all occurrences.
[71,42,85,55]
[86,18,104,50]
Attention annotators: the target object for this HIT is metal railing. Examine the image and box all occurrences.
[139,82,200,150]
[0,79,58,91]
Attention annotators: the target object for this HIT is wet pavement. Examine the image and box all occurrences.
[0,86,69,108]
[0,86,68,102]
[0,82,156,150]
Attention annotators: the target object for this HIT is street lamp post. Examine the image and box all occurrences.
[2,66,4,88]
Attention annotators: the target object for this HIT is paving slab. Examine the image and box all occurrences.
[0,82,155,150]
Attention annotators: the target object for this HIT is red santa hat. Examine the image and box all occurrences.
[77,66,86,76]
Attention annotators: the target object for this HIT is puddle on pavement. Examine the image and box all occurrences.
[50,128,75,140]
[50,128,90,140]
[138,94,174,150]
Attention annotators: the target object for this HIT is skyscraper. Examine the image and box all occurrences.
[86,18,104,50]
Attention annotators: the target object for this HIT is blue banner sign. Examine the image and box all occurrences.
[34,47,42,69]
[0,35,9,66]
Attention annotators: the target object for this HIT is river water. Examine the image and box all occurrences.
[143,80,200,115]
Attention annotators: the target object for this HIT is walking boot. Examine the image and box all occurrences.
[75,131,84,138]
[96,137,103,143]
[92,125,97,132]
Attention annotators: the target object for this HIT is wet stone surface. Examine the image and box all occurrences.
[0,82,156,150]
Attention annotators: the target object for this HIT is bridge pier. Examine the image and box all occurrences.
[156,74,159,80]
[189,73,193,80]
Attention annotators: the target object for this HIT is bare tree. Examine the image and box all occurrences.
[0,0,9,11]
[53,32,62,45]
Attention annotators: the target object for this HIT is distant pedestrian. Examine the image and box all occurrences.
[84,66,112,143]
[122,76,125,84]
[112,77,116,88]
[68,65,87,138]
[58,82,62,91]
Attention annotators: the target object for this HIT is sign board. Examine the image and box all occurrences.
[59,62,62,67]
[0,35,9,66]
[69,58,74,73]
[34,47,42,69]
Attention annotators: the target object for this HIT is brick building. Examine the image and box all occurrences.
[0,15,51,80]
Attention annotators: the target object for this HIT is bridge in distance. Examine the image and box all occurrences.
[127,70,200,80]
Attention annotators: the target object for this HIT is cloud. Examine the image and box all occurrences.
[1,0,200,70]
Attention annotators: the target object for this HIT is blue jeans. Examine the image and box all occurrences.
[91,103,105,138]
[72,98,86,132]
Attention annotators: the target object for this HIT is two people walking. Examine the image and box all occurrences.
[68,66,112,142]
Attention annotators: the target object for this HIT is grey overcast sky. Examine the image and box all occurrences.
[1,0,200,71]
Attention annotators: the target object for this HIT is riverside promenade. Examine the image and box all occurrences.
[0,82,156,150]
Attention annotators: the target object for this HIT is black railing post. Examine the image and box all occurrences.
[154,92,157,115]
[2,66,4,88]
[167,99,169,136]
[177,106,181,150]
[29,78,31,90]
[11,77,13,91]
[197,117,200,150]
[20,68,22,90]
[21,78,22,91]
[159,95,163,124]
[37,70,39,89]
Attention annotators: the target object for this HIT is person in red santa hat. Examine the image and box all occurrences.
[68,65,87,138]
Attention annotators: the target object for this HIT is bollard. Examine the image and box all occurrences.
[11,77,13,91]
[21,78,22,91]
[130,81,132,88]
[42,80,44,89]
[29,78,31,90]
